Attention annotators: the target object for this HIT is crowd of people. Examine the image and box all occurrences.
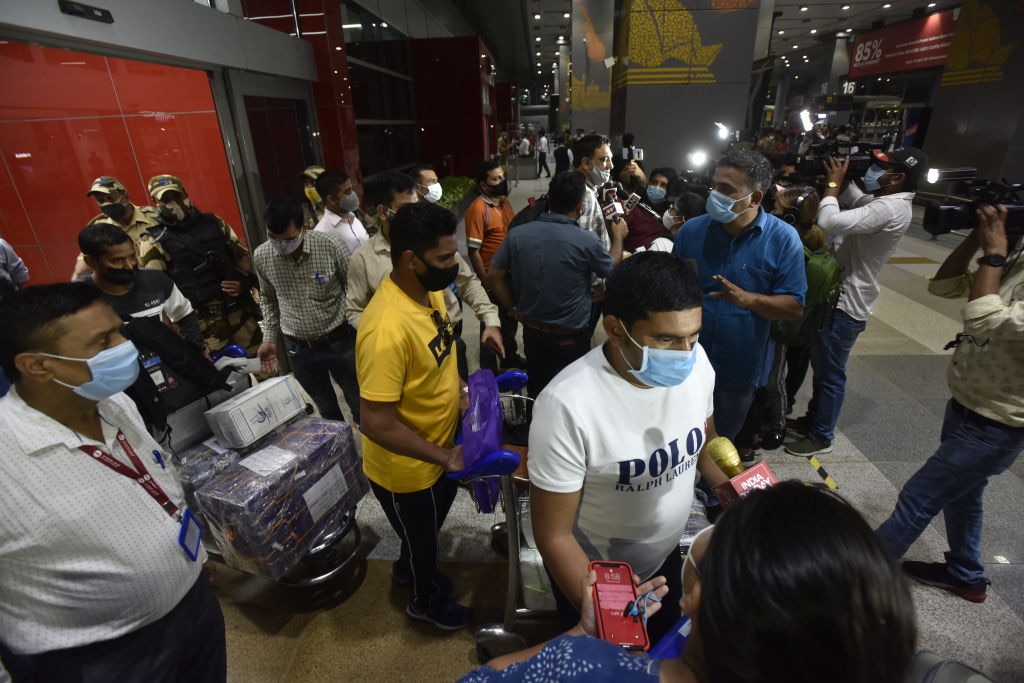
[0,125,1021,682]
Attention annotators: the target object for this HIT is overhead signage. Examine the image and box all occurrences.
[848,9,957,79]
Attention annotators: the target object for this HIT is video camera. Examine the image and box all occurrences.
[923,177,1024,238]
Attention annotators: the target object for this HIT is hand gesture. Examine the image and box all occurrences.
[220,280,242,297]
[256,342,279,375]
[976,204,1009,256]
[482,326,505,360]
[823,155,850,186]
[709,274,755,309]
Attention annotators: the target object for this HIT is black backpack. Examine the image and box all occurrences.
[508,194,549,229]
[122,316,232,434]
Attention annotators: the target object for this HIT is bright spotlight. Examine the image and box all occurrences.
[800,109,813,132]
[690,150,708,167]
[714,121,729,140]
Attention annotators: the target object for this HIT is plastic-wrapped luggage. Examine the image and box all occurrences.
[195,417,368,580]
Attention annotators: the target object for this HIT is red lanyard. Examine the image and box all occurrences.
[79,430,180,520]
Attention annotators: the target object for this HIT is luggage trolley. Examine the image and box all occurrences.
[448,370,558,662]
[169,349,364,588]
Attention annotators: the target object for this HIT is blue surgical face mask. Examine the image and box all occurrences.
[861,164,888,192]
[40,340,140,401]
[705,189,752,224]
[647,185,667,204]
[618,323,698,388]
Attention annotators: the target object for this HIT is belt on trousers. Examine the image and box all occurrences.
[516,314,585,336]
[283,323,352,350]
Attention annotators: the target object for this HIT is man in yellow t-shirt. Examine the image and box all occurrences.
[357,201,471,631]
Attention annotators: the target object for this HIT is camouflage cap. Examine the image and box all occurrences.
[148,174,187,200]
[302,165,326,181]
[86,176,127,197]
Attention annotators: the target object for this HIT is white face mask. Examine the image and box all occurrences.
[663,210,680,230]
[423,183,443,204]
[160,198,189,222]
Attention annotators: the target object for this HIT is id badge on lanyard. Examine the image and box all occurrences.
[80,430,202,562]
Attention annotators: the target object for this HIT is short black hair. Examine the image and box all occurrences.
[363,170,415,211]
[0,282,105,382]
[263,197,304,235]
[648,167,678,188]
[572,134,610,169]
[699,481,917,683]
[676,191,707,221]
[475,159,502,184]
[314,170,349,200]
[78,223,132,258]
[388,201,456,268]
[603,252,702,327]
[400,163,436,184]
[716,149,775,194]
[546,171,587,214]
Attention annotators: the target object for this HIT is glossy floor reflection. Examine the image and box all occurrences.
[217,176,1024,682]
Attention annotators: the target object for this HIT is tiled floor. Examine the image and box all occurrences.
[217,177,1024,682]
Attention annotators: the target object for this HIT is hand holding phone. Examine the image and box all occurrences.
[589,560,650,652]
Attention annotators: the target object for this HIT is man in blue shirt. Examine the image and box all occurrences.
[487,172,627,397]
[673,150,806,440]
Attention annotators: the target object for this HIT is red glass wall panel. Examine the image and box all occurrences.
[0,41,244,285]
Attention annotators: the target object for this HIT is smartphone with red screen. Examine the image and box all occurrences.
[589,560,650,652]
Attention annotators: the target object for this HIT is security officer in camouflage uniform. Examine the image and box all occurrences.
[72,176,161,279]
[139,174,262,356]
[301,165,326,232]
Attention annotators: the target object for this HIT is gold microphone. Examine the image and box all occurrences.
[705,437,744,478]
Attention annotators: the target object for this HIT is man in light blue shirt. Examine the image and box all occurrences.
[673,150,806,440]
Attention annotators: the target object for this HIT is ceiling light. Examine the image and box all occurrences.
[563,12,570,18]
[800,5,808,10]
[882,2,891,7]
[536,51,541,56]
[792,44,799,48]
[778,29,784,34]
[534,13,541,19]
[927,1,936,5]
[481,54,486,58]
[537,69,542,74]
[536,62,541,67]
[810,29,817,34]
[558,35,564,40]
[846,27,853,31]
[802,55,807,58]
[535,36,541,42]
[841,4,850,8]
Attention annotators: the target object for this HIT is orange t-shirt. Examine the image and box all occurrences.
[465,196,515,269]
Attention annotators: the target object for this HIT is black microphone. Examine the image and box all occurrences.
[600,182,641,222]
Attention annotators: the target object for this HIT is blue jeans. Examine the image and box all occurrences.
[807,309,867,442]
[713,385,757,442]
[876,399,1024,583]
[283,333,360,423]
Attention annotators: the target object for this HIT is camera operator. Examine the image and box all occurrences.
[877,204,1024,603]
[787,147,928,457]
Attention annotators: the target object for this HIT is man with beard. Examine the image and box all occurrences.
[78,223,204,352]
[140,175,262,356]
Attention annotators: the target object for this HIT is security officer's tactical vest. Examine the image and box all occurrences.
[151,210,239,306]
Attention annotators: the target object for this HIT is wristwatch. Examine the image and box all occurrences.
[977,253,1007,268]
[827,181,839,189]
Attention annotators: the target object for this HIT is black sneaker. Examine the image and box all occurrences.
[761,430,785,450]
[901,561,990,603]
[406,599,473,630]
[391,562,454,597]
[785,436,832,457]
[740,450,759,466]
[785,416,811,436]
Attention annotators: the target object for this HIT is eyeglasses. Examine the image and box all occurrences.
[684,524,714,579]
[431,309,453,347]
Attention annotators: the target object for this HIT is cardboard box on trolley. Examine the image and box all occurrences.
[203,375,304,449]
[194,417,369,581]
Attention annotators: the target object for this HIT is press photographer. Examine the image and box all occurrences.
[786,147,928,457]
[877,203,1024,603]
